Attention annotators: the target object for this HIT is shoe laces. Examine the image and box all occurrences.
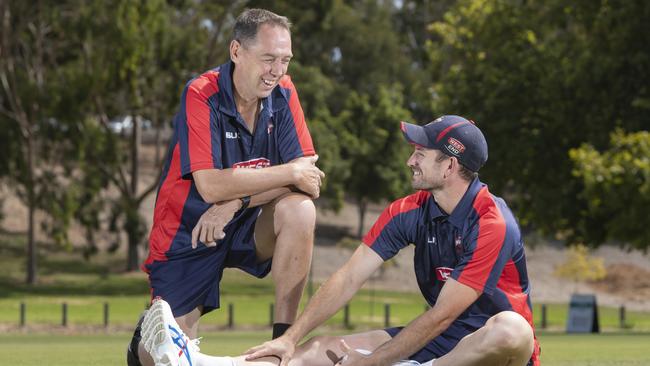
[188,337,202,352]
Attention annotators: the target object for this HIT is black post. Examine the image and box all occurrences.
[619,305,626,328]
[228,303,234,329]
[62,303,68,327]
[343,304,350,329]
[384,303,390,328]
[541,304,547,329]
[20,302,26,327]
[269,303,274,327]
[104,302,110,327]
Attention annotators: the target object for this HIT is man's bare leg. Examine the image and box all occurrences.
[433,311,534,366]
[255,192,316,327]
[227,330,392,366]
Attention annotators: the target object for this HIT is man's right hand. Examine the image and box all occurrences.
[243,335,296,366]
[291,155,325,199]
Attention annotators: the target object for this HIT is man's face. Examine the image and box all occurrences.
[231,24,293,100]
[406,146,450,191]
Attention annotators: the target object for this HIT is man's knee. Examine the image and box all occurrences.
[274,193,316,230]
[299,335,341,361]
[481,311,534,355]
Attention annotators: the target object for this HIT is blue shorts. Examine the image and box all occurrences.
[386,323,535,366]
[145,207,272,317]
[385,322,471,363]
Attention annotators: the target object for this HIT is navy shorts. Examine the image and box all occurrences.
[145,207,272,317]
[385,322,471,363]
[386,323,535,366]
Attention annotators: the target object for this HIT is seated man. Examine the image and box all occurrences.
[142,115,540,366]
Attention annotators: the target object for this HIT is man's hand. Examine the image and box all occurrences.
[336,339,375,366]
[243,335,296,366]
[191,199,242,248]
[290,155,325,199]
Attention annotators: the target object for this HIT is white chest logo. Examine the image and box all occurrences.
[226,131,239,139]
[427,236,436,245]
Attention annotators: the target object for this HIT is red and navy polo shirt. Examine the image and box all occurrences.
[144,61,315,268]
[363,178,540,365]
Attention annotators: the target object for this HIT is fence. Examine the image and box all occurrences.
[12,301,635,330]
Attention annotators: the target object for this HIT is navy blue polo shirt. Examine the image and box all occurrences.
[144,61,315,268]
[363,178,540,364]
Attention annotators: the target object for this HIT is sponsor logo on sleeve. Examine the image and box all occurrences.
[435,267,454,282]
[232,158,271,169]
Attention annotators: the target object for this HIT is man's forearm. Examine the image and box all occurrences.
[368,310,453,365]
[195,165,296,203]
[285,246,382,344]
[248,187,294,208]
[285,265,362,343]
[366,278,481,365]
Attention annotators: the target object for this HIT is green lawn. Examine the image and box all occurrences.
[1,331,649,366]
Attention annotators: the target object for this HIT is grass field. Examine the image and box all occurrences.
[1,331,649,366]
[2,232,650,365]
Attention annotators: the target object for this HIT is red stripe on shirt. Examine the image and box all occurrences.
[363,191,430,246]
[497,260,541,366]
[279,75,315,156]
[457,187,507,291]
[186,70,220,172]
[143,144,193,269]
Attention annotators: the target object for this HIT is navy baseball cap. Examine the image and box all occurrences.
[400,115,488,172]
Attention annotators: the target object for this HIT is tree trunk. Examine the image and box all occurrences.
[26,132,36,285]
[127,217,140,271]
[357,198,367,239]
[126,115,141,271]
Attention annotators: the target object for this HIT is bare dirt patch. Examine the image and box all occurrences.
[591,263,650,303]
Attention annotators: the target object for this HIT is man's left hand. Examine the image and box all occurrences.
[191,199,242,248]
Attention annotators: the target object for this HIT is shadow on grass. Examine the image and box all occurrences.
[0,230,150,297]
[0,274,149,297]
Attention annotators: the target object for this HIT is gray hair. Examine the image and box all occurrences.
[233,9,292,47]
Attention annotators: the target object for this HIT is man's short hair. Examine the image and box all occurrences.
[233,9,292,47]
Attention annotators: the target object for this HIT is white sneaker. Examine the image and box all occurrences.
[142,299,199,366]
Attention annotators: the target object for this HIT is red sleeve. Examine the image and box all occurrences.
[181,71,220,176]
[279,75,315,157]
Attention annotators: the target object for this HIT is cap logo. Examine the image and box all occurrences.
[446,137,465,155]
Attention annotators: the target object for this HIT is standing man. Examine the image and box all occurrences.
[141,115,540,366]
[127,8,324,366]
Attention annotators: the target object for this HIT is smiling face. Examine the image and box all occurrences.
[407,146,451,192]
[230,23,293,101]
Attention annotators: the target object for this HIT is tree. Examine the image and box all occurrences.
[337,85,413,238]
[0,0,96,283]
[554,244,606,292]
[427,0,650,245]
[570,130,650,250]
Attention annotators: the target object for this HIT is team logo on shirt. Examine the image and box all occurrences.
[446,137,465,155]
[455,235,463,256]
[267,123,274,135]
[232,158,271,169]
[226,131,239,139]
[435,267,453,282]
